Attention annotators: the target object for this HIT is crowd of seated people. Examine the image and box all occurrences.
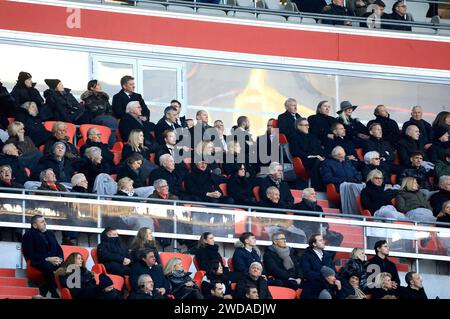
[22,214,433,299]
[0,70,449,231]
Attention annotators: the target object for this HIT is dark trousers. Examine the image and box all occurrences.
[33,261,59,294]
[104,262,131,276]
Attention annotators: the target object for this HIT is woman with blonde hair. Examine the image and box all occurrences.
[55,252,97,299]
[337,248,368,289]
[122,129,157,181]
[5,120,42,171]
[129,227,161,264]
[371,272,398,299]
[164,257,204,299]
[396,177,436,223]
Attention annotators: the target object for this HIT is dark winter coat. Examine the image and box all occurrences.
[97,229,130,272]
[263,245,302,280]
[112,89,149,120]
[195,244,225,271]
[337,258,368,288]
[185,164,222,201]
[361,162,391,185]
[129,260,170,292]
[366,255,400,287]
[44,88,89,124]
[149,167,184,197]
[402,117,433,146]
[399,165,432,190]
[154,117,181,145]
[80,140,114,165]
[308,113,338,144]
[37,181,68,193]
[121,144,151,164]
[430,189,450,217]
[362,136,396,163]
[128,290,163,299]
[320,158,362,189]
[322,3,354,25]
[22,227,63,266]
[397,135,427,167]
[226,173,255,206]
[231,241,262,275]
[166,271,203,299]
[336,116,368,142]
[289,131,325,162]
[277,110,301,140]
[77,158,113,191]
[117,163,146,188]
[301,276,346,300]
[57,266,97,299]
[44,136,79,159]
[360,180,397,214]
[14,107,53,147]
[5,135,37,155]
[0,154,28,184]
[118,114,157,151]
[399,286,428,300]
[300,246,336,283]
[259,175,294,207]
[0,81,15,120]
[11,82,44,111]
[129,242,161,265]
[367,115,400,147]
[324,136,358,159]
[383,12,412,32]
[36,155,76,183]
[80,90,113,118]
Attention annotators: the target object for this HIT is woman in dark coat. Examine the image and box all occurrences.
[429,126,450,164]
[289,117,326,190]
[226,164,256,206]
[336,248,368,289]
[80,80,118,146]
[77,146,113,191]
[195,232,226,271]
[361,151,392,185]
[223,141,256,178]
[35,142,76,183]
[117,153,147,188]
[360,169,403,220]
[55,252,97,299]
[14,101,53,147]
[163,257,204,299]
[307,100,338,144]
[10,72,46,116]
[201,260,232,299]
[336,101,369,147]
[129,227,161,265]
[80,127,114,166]
[43,78,90,124]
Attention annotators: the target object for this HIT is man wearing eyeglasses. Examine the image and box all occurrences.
[383,0,412,31]
[263,231,303,291]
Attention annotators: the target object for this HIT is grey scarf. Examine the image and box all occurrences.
[272,245,294,271]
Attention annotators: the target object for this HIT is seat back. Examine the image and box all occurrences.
[293,157,309,180]
[44,121,77,144]
[326,183,340,206]
[159,252,193,271]
[60,288,73,299]
[356,148,364,161]
[219,183,228,196]
[268,286,296,299]
[79,124,111,145]
[91,248,99,264]
[355,196,372,217]
[193,271,206,288]
[61,245,90,267]
[252,186,261,202]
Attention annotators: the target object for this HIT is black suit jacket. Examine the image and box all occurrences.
[277,111,301,140]
[112,90,149,120]
[155,117,180,145]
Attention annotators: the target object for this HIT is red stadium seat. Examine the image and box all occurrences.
[355,196,372,217]
[60,288,72,299]
[326,184,340,206]
[219,183,228,196]
[290,189,302,204]
[272,119,278,128]
[252,186,261,202]
[268,286,296,299]
[293,157,310,180]
[79,124,111,145]
[112,141,123,165]
[227,258,233,272]
[193,271,206,288]
[279,133,288,145]
[91,248,99,264]
[356,148,364,161]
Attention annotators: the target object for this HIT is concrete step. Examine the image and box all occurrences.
[0,277,28,287]
[0,269,16,277]
[0,286,39,296]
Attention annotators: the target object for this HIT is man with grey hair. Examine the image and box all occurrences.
[259,162,294,207]
[321,146,362,191]
[397,124,428,167]
[363,122,396,164]
[44,122,79,160]
[128,274,162,299]
[37,168,67,192]
[430,175,450,216]
[277,97,301,140]
[77,146,113,190]
[402,105,433,148]
[263,231,302,290]
[80,127,114,165]
[119,100,157,151]
[236,262,272,299]
[35,141,75,183]
[148,178,179,201]
[149,154,186,199]
[0,164,24,188]
[259,186,285,209]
